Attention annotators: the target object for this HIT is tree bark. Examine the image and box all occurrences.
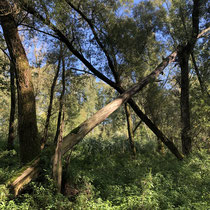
[125,103,136,156]
[8,62,16,150]
[0,1,40,163]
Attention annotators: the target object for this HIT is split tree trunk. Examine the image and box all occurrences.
[8,62,16,150]
[0,1,40,163]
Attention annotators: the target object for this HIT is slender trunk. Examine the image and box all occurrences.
[125,103,136,156]
[179,47,191,155]
[41,48,62,148]
[0,1,40,163]
[54,48,66,143]
[53,111,64,192]
[8,62,16,150]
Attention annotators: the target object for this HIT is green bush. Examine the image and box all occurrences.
[0,137,209,209]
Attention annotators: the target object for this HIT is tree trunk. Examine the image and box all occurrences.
[54,47,66,143]
[8,62,16,150]
[0,1,40,163]
[53,111,64,192]
[41,47,62,148]
[125,103,136,156]
[178,0,200,155]
[178,47,191,155]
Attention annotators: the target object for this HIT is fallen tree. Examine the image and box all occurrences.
[5,50,183,196]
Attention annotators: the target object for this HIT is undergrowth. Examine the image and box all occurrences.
[0,137,209,209]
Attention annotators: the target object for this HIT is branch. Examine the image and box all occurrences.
[70,67,95,76]
[20,24,59,39]
[20,0,117,89]
[65,0,120,84]
[0,46,11,60]
[197,26,210,39]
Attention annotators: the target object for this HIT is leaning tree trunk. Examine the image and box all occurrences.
[125,103,136,156]
[0,1,40,163]
[8,61,16,150]
[61,52,183,161]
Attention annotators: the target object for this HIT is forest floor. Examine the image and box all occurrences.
[0,137,209,209]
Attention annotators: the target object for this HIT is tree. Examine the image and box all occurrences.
[0,1,40,163]
[19,0,181,158]
[177,0,201,155]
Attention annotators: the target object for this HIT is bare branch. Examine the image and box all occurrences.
[20,23,59,39]
[197,27,210,39]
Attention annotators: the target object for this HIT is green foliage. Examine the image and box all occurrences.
[1,137,210,209]
[0,148,20,184]
[62,138,210,209]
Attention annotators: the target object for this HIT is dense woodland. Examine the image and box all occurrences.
[0,0,209,209]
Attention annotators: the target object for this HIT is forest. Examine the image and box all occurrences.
[0,0,209,209]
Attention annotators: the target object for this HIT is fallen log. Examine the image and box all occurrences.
[6,158,40,196]
[6,51,182,196]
